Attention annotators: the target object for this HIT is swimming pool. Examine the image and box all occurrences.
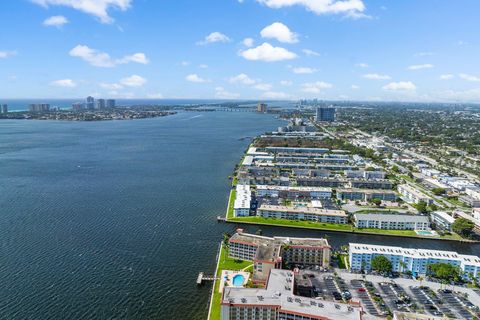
[232,274,245,286]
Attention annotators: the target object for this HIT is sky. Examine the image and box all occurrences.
[1,0,480,102]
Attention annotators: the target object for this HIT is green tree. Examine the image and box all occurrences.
[428,263,461,282]
[391,165,400,173]
[371,255,393,274]
[371,198,382,206]
[452,218,475,238]
[414,201,428,213]
[432,188,446,196]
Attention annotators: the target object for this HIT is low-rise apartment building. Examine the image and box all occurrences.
[221,269,363,320]
[233,184,251,217]
[430,211,455,231]
[353,213,430,230]
[257,204,348,224]
[349,243,480,279]
[256,185,332,199]
[228,231,331,283]
[344,170,386,180]
[398,184,433,205]
[336,188,397,202]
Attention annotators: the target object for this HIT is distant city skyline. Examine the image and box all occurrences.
[1,0,480,102]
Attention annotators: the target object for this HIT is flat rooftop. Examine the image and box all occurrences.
[222,269,362,320]
[259,204,347,217]
[354,213,429,223]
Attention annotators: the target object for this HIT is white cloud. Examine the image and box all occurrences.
[254,83,273,91]
[262,91,290,99]
[439,74,454,80]
[407,64,433,70]
[180,61,190,66]
[356,62,369,68]
[260,22,298,43]
[43,15,68,27]
[69,45,149,67]
[31,0,132,24]
[382,81,416,91]
[197,32,231,45]
[301,81,332,93]
[256,0,366,17]
[100,82,123,90]
[243,38,254,47]
[240,42,297,62]
[351,84,360,89]
[186,74,210,83]
[302,49,320,56]
[229,73,256,85]
[292,67,317,74]
[120,75,147,87]
[363,73,390,80]
[198,64,209,69]
[0,51,17,59]
[51,79,77,87]
[459,73,480,82]
[215,87,240,99]
[280,80,293,86]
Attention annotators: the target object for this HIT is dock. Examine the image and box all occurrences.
[197,272,217,285]
[217,216,226,222]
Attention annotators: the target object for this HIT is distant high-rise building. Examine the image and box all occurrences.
[28,103,50,113]
[257,102,267,113]
[86,96,95,110]
[1,104,7,114]
[72,102,84,112]
[106,99,116,108]
[316,106,336,122]
[97,99,106,109]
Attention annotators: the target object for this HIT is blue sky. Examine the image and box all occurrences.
[1,0,480,102]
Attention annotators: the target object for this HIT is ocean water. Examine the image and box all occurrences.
[0,111,478,319]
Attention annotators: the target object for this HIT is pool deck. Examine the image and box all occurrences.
[218,270,250,293]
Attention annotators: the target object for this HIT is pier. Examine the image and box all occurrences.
[197,272,217,285]
[217,216,226,222]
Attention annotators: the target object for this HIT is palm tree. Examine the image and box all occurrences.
[399,261,407,274]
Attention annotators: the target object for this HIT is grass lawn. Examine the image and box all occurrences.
[209,245,252,320]
[228,216,353,232]
[226,189,236,219]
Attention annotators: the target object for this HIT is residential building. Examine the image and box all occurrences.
[221,269,362,320]
[72,102,84,111]
[349,243,480,279]
[86,96,95,109]
[344,170,386,180]
[398,184,433,205]
[316,107,336,122]
[1,104,7,114]
[256,185,332,200]
[28,103,50,112]
[465,187,480,201]
[430,211,455,231]
[349,179,393,190]
[233,184,251,217]
[106,99,116,108]
[336,188,397,202]
[257,102,267,113]
[228,231,331,283]
[353,213,430,230]
[97,99,106,109]
[257,204,348,224]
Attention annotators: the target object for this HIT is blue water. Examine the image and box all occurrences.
[232,275,245,286]
[0,111,478,319]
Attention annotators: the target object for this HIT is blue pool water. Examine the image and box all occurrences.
[232,274,245,286]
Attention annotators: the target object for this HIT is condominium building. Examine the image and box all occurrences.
[349,243,480,279]
[28,103,50,112]
[349,179,393,190]
[86,96,95,109]
[344,170,386,180]
[106,99,116,108]
[257,204,348,224]
[353,213,430,230]
[430,211,455,231]
[264,147,330,155]
[257,102,267,113]
[316,107,336,122]
[256,185,332,200]
[97,98,106,109]
[336,188,397,202]
[233,184,251,217]
[221,269,362,320]
[1,104,7,114]
[229,231,331,283]
[398,184,433,205]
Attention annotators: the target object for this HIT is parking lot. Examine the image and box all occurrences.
[295,270,480,319]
